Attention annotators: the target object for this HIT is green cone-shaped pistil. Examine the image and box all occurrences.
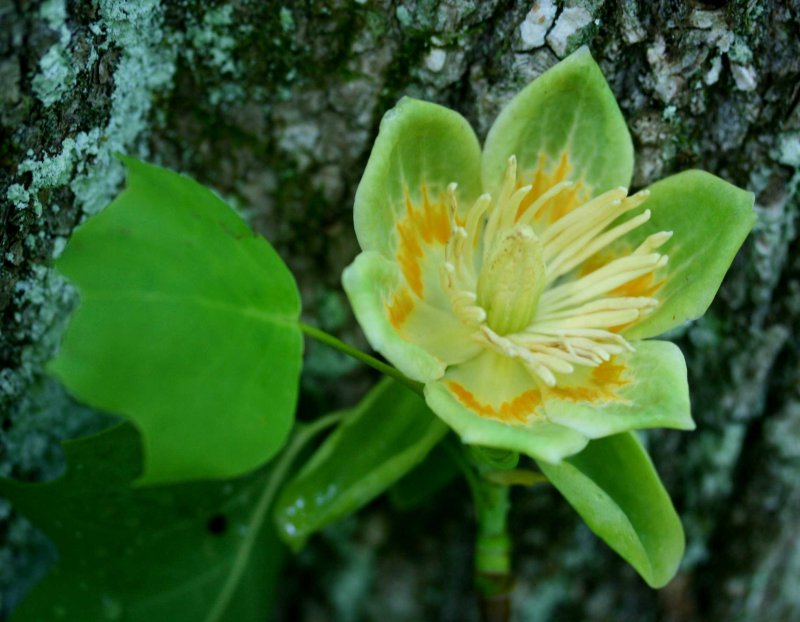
[477,225,545,335]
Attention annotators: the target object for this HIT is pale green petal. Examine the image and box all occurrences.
[543,340,693,439]
[620,170,756,340]
[342,251,446,383]
[482,46,633,199]
[354,97,482,256]
[424,351,588,463]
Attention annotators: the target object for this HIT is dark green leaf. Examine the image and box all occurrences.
[50,157,302,484]
[274,379,447,549]
[537,432,684,588]
[1,424,283,622]
[388,441,459,510]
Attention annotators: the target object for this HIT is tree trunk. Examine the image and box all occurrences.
[2,1,799,620]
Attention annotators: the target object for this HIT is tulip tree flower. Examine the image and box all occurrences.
[343,47,755,465]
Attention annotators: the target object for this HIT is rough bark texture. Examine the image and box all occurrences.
[2,0,799,620]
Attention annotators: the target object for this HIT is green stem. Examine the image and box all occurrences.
[474,480,513,622]
[299,322,423,396]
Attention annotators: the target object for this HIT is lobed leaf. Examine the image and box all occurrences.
[50,157,303,484]
[1,424,283,622]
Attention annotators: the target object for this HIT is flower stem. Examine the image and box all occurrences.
[298,322,424,396]
[474,479,513,622]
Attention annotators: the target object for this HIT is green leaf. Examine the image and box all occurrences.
[621,170,757,340]
[388,441,459,510]
[354,97,483,256]
[543,340,694,438]
[1,424,283,622]
[273,379,447,549]
[50,157,303,484]
[482,46,633,198]
[537,432,685,588]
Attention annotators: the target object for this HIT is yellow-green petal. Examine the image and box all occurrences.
[424,351,588,463]
[354,97,482,257]
[618,170,756,340]
[542,340,693,439]
[342,251,446,383]
[482,47,633,200]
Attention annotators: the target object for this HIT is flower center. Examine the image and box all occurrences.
[476,225,545,335]
[437,153,670,387]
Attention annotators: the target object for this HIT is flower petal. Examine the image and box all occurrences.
[424,350,588,463]
[482,47,633,204]
[542,340,693,439]
[354,97,482,257]
[611,171,756,340]
[342,251,479,382]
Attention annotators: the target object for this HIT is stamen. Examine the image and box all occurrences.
[462,194,491,275]
[534,308,642,330]
[546,209,653,281]
[634,231,673,254]
[426,154,671,396]
[541,187,628,250]
[535,296,658,322]
[541,254,666,310]
[515,180,574,225]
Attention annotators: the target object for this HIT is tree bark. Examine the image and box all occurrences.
[2,1,799,620]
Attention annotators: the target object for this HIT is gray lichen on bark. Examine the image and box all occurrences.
[1,0,799,620]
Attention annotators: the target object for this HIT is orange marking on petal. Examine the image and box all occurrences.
[547,181,584,223]
[612,272,664,299]
[395,184,452,297]
[530,152,548,197]
[420,186,451,244]
[387,288,415,329]
[396,219,424,296]
[577,251,609,277]
[550,359,630,404]
[447,381,542,424]
[553,151,571,183]
[591,359,629,389]
[514,150,590,223]
[609,272,665,333]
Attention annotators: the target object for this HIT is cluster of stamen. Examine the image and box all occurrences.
[439,156,671,387]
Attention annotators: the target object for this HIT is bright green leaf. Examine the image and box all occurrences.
[273,379,447,549]
[50,157,303,484]
[537,432,685,588]
[354,97,483,256]
[482,46,633,198]
[622,170,757,340]
[1,424,283,622]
